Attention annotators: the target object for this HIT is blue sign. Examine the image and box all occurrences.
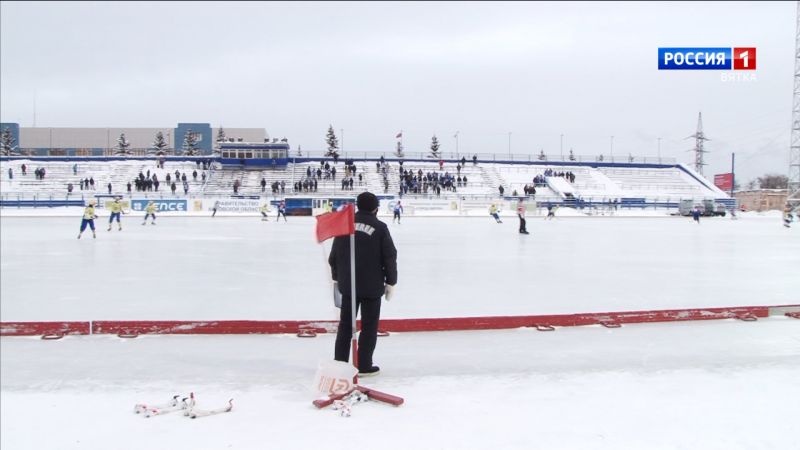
[658,47,731,70]
[132,199,187,212]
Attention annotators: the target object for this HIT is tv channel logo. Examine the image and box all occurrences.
[658,47,756,70]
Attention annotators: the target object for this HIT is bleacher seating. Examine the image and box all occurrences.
[0,157,726,205]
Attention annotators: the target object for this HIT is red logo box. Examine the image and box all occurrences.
[733,47,756,70]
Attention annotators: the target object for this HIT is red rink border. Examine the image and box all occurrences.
[0,321,90,338]
[2,305,797,338]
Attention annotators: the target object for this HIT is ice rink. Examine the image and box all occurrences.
[1,213,798,321]
[1,212,798,449]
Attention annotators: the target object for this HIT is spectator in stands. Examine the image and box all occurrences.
[183,181,189,195]
[166,173,171,185]
[439,159,444,170]
[127,181,132,193]
[67,183,73,194]
[171,182,177,195]
[80,179,85,191]
[42,167,46,179]
[193,170,197,181]
[181,173,187,183]
[107,183,112,194]
[89,177,95,190]
[261,177,267,193]
[201,172,206,183]
[498,185,505,197]
[72,163,77,175]
[7,167,12,180]
[473,155,478,165]
[21,164,26,175]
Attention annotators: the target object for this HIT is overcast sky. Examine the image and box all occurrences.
[0,1,795,183]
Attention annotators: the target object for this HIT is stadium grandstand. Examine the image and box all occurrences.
[0,121,732,214]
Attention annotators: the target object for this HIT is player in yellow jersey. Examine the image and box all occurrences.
[78,200,98,239]
[107,197,127,231]
[142,201,157,225]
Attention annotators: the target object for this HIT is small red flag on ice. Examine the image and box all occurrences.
[396,131,402,139]
[315,203,355,243]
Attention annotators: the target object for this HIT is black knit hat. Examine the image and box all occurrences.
[357,192,379,212]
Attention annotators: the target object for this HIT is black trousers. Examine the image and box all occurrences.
[335,295,382,370]
[518,214,527,232]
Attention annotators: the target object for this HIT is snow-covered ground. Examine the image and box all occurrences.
[1,212,798,449]
[1,319,798,450]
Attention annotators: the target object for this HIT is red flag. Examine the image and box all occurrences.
[396,131,402,139]
[315,203,355,243]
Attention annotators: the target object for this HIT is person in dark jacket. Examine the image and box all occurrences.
[329,192,398,376]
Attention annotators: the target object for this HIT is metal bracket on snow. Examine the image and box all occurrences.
[600,321,622,328]
[735,314,758,322]
[786,312,800,319]
[41,333,64,340]
[532,324,555,331]
[117,332,140,338]
[297,329,318,338]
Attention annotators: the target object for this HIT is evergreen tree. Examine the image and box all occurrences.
[1,127,18,156]
[569,148,576,161]
[214,127,226,155]
[538,149,546,161]
[428,135,440,158]
[182,129,200,156]
[114,133,132,155]
[395,140,405,158]
[325,125,339,158]
[151,131,169,156]
[296,145,303,157]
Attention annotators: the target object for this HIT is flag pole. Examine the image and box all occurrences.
[350,224,359,385]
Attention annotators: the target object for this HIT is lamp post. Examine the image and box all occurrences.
[610,135,614,159]
[657,137,662,160]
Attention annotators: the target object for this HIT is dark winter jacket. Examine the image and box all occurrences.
[329,211,398,299]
